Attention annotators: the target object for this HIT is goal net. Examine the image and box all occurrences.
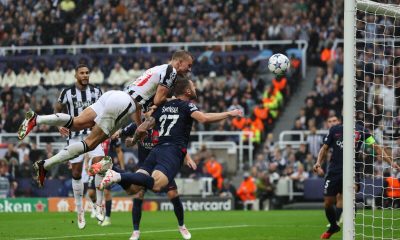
[351,0,400,239]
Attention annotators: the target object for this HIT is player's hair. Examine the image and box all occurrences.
[328,114,342,122]
[75,64,89,72]
[173,75,191,96]
[171,50,193,61]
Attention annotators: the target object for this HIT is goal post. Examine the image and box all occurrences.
[345,0,400,239]
[343,0,356,239]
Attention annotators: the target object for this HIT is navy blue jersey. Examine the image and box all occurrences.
[152,99,198,148]
[323,124,374,174]
[121,122,159,163]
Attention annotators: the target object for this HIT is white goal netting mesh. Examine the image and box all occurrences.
[355,0,400,239]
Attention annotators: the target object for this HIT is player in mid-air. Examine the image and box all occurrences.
[17,50,193,191]
[313,115,399,239]
[99,77,242,232]
[54,64,104,228]
[91,121,194,239]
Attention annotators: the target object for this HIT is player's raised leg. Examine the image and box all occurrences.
[33,124,108,187]
[18,106,97,140]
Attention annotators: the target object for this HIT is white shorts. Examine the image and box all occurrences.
[89,90,137,136]
[68,136,105,164]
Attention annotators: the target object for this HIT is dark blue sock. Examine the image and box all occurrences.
[132,198,143,231]
[335,207,342,221]
[112,167,131,189]
[325,206,338,231]
[105,200,112,217]
[171,196,184,226]
[120,172,154,190]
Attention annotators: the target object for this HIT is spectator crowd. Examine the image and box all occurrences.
[6,0,400,209]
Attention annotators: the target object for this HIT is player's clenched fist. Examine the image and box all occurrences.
[313,163,324,176]
[228,109,243,117]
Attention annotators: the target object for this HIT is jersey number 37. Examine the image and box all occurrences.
[159,114,179,136]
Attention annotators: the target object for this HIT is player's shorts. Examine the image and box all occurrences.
[140,143,186,183]
[68,136,104,163]
[89,90,137,137]
[324,172,343,196]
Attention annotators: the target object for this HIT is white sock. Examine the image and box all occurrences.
[43,141,88,170]
[37,113,73,128]
[72,178,84,212]
[95,174,104,206]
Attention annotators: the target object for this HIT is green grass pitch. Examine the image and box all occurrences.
[0,210,398,240]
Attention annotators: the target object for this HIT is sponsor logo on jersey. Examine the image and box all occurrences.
[162,106,179,113]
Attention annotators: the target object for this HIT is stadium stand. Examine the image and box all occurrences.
[0,0,357,209]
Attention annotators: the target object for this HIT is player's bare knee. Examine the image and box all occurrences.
[127,185,143,195]
[134,189,145,199]
[84,136,103,151]
[167,189,179,199]
[151,171,168,192]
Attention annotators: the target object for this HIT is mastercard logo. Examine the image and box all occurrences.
[142,201,158,211]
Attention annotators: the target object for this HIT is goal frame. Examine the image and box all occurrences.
[343,0,356,239]
[343,1,400,239]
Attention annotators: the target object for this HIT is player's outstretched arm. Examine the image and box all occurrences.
[313,144,329,176]
[191,109,242,124]
[372,144,400,170]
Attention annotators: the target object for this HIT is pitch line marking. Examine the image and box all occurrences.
[16,224,250,240]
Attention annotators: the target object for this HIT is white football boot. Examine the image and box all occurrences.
[179,225,191,240]
[77,210,86,229]
[129,230,140,240]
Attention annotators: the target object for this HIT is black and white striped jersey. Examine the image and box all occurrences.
[125,64,177,107]
[58,84,102,138]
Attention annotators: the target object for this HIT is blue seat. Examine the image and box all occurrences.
[303,178,324,200]
[356,177,383,202]
[285,48,302,59]
[197,51,214,64]
[17,178,33,196]
[252,49,273,62]
[33,179,64,197]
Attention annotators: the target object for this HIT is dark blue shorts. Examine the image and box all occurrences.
[140,143,186,183]
[324,172,343,196]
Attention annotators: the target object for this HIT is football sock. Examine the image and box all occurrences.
[336,207,343,222]
[325,206,338,231]
[95,174,104,206]
[105,200,112,217]
[120,172,154,190]
[132,198,143,231]
[43,141,88,170]
[37,114,73,128]
[171,196,184,226]
[72,177,84,212]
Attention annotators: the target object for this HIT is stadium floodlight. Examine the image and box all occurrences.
[344,0,400,239]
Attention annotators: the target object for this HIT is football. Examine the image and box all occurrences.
[268,53,290,75]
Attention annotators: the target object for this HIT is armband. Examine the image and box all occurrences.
[365,136,376,145]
